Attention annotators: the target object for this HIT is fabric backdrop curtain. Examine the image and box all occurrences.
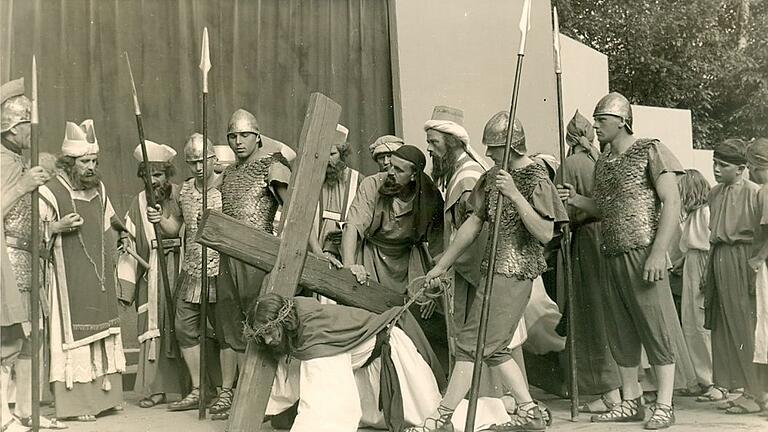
[1,0,394,214]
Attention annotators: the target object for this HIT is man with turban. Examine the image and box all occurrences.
[559,92,684,429]
[340,144,447,381]
[424,106,489,335]
[747,139,768,373]
[117,140,185,409]
[410,112,568,432]
[212,108,292,420]
[39,120,126,422]
[369,135,405,172]
[702,138,766,414]
[559,111,621,413]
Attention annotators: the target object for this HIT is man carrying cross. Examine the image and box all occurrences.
[252,291,442,432]
[117,140,186,409]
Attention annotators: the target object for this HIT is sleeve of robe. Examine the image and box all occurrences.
[345,174,383,239]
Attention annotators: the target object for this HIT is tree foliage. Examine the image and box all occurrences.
[554,0,767,148]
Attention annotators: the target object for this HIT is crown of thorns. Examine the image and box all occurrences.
[242,297,294,342]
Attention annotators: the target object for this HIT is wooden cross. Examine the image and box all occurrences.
[212,92,341,431]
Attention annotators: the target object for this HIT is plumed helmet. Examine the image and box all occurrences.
[1,78,31,133]
[482,111,526,155]
[593,92,633,134]
[227,109,261,135]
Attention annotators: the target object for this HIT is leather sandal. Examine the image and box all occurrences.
[645,403,675,430]
[481,402,546,431]
[404,405,455,432]
[19,416,68,430]
[696,385,728,402]
[209,388,233,415]
[168,388,200,412]
[591,397,645,423]
[139,393,167,408]
[579,394,618,414]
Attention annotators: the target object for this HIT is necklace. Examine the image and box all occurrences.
[67,190,106,292]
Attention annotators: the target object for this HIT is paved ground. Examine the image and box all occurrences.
[42,388,768,432]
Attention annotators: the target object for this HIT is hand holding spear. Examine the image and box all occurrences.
[464,1,531,431]
[198,26,211,420]
[552,6,579,421]
[123,52,178,350]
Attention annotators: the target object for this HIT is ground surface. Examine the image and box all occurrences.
[43,388,768,432]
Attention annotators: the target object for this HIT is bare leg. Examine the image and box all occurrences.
[180,346,201,389]
[653,363,675,406]
[440,361,474,410]
[12,358,30,419]
[209,348,238,417]
[1,365,12,425]
[489,358,532,404]
[619,366,643,400]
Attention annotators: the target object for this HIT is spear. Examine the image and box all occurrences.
[123,52,178,350]
[552,6,579,421]
[30,54,41,432]
[464,0,531,430]
[198,26,211,420]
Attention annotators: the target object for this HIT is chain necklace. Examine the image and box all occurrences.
[67,191,106,292]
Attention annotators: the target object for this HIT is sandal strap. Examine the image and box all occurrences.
[596,398,640,420]
[405,405,454,431]
[649,403,674,422]
[601,393,618,409]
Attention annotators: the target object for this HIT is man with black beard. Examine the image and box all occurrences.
[307,125,362,272]
[340,145,448,382]
[249,292,442,432]
[39,120,126,421]
[117,140,185,409]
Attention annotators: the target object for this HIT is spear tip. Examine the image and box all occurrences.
[200,27,211,93]
[553,6,562,73]
[517,0,532,55]
[124,52,142,115]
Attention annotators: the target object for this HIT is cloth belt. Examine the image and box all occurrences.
[361,329,388,369]
[150,238,182,250]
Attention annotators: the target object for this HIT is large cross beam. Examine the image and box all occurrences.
[197,210,406,313]
[222,93,341,431]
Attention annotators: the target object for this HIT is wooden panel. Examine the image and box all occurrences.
[197,209,406,313]
[226,93,341,432]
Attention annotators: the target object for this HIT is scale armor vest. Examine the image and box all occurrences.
[4,154,32,291]
[593,138,660,256]
[482,163,549,280]
[180,179,221,277]
[220,155,283,233]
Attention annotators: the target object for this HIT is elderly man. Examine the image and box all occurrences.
[308,125,363,270]
[117,141,185,409]
[39,120,126,422]
[424,105,489,334]
[1,78,64,431]
[212,108,292,420]
[559,93,684,429]
[369,135,405,172]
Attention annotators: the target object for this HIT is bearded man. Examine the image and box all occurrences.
[341,145,447,383]
[308,124,363,270]
[117,141,186,409]
[424,105,489,332]
[39,120,126,422]
[369,135,405,172]
[248,292,441,432]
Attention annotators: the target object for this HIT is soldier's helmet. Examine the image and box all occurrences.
[0,78,30,133]
[482,111,526,155]
[593,92,633,134]
[227,109,261,135]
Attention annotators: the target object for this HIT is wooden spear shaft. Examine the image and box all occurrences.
[464,2,531,430]
[30,54,41,432]
[123,52,178,345]
[198,26,211,420]
[552,7,579,421]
